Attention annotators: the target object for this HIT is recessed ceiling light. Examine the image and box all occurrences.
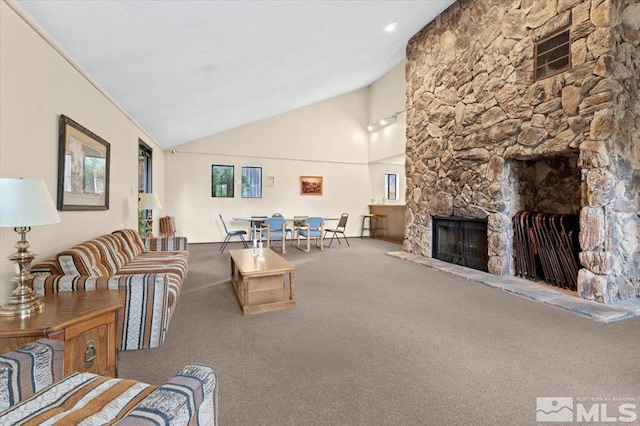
[384,22,398,33]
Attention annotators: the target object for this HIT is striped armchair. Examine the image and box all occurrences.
[0,339,217,425]
[31,229,189,351]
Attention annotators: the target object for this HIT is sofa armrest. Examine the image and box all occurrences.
[0,339,64,410]
[119,364,218,426]
[144,236,188,252]
[32,273,171,351]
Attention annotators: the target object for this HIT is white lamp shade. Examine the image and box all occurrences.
[0,178,61,227]
[138,193,162,210]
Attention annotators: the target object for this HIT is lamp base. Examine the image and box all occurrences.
[0,226,45,317]
[0,285,44,317]
[145,216,154,238]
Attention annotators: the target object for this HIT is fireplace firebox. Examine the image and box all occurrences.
[432,217,489,272]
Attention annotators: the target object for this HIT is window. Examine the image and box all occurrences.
[242,166,262,198]
[385,173,398,200]
[534,29,571,81]
[212,165,234,197]
[138,141,152,235]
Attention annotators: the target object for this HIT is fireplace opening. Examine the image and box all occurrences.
[510,155,582,291]
[432,217,489,272]
[513,211,580,291]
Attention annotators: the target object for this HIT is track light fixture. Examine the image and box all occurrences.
[367,110,404,132]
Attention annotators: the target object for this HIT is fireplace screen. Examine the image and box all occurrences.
[432,217,488,272]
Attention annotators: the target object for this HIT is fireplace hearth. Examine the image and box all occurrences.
[432,217,488,272]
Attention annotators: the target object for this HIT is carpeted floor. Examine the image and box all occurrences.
[118,239,640,425]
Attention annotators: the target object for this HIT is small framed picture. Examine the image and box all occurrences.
[300,176,323,195]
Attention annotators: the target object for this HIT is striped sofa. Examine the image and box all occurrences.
[31,229,189,351]
[0,339,217,425]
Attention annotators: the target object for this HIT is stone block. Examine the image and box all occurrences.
[586,27,614,59]
[454,148,491,162]
[579,250,615,274]
[590,0,621,27]
[481,106,508,128]
[488,255,510,275]
[571,37,588,65]
[517,126,547,147]
[579,206,605,250]
[579,91,613,115]
[430,192,454,217]
[488,232,509,256]
[586,168,616,206]
[577,268,609,301]
[502,10,526,39]
[562,85,582,115]
[527,0,558,29]
[488,212,511,232]
[488,119,522,143]
[589,108,616,140]
[578,139,610,168]
[534,98,562,114]
[622,2,640,31]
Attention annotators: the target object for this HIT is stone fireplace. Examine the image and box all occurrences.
[404,0,640,303]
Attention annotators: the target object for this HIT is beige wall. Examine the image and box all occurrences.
[165,62,408,244]
[165,89,371,242]
[0,2,165,304]
[367,61,406,205]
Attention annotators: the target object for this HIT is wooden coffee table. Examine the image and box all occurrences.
[229,248,296,315]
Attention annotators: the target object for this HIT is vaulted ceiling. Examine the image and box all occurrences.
[14,1,455,149]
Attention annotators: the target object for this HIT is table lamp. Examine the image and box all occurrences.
[138,193,162,238]
[0,178,61,317]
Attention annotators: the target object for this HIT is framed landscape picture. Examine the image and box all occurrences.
[57,115,110,210]
[300,176,323,195]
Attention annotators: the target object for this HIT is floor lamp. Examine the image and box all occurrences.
[139,193,162,238]
[0,178,61,317]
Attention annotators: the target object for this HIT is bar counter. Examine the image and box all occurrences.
[369,204,405,244]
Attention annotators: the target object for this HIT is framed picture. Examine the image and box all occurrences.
[211,164,234,197]
[57,115,110,210]
[300,176,323,195]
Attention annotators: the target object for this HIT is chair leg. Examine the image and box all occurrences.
[220,235,231,253]
[240,235,249,248]
[343,233,350,247]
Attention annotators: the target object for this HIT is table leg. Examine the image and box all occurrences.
[289,270,296,300]
[243,278,249,308]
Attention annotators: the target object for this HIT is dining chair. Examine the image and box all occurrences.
[250,216,268,240]
[324,213,350,248]
[296,217,324,252]
[260,216,288,253]
[272,213,293,242]
[159,216,176,237]
[219,214,249,253]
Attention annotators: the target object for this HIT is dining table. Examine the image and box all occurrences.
[232,216,339,241]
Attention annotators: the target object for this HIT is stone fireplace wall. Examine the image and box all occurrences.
[404,0,640,303]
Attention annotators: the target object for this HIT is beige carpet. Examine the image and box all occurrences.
[118,239,640,425]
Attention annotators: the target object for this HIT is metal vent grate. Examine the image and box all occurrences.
[534,29,571,81]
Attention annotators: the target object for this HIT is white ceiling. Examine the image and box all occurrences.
[14,0,454,149]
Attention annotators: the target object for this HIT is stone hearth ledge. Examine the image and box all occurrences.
[387,251,640,323]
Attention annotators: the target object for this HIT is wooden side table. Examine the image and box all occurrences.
[0,290,122,377]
